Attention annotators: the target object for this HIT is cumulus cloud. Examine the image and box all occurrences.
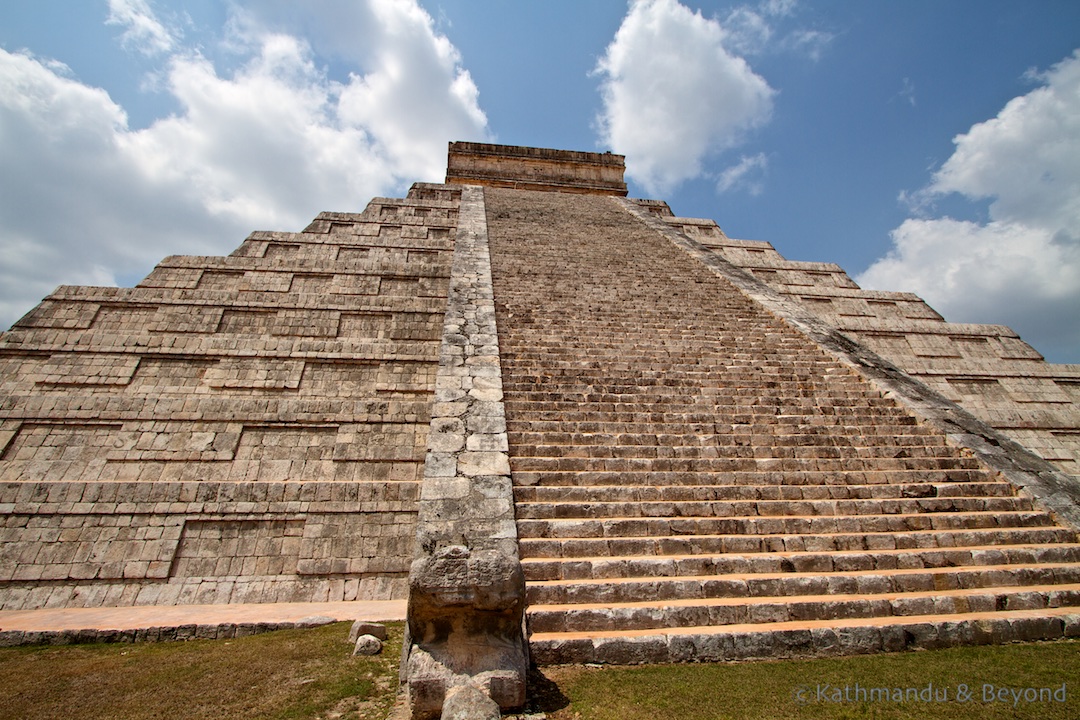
[0,47,223,324]
[858,50,1080,362]
[224,0,487,180]
[0,0,488,330]
[594,0,775,196]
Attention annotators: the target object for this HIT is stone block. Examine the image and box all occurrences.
[349,620,388,642]
[440,685,500,720]
[457,452,510,477]
[353,634,383,656]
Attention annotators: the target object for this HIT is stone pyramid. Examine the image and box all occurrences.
[1,142,1079,717]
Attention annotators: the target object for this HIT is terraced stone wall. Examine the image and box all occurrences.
[655,207,1080,480]
[0,183,461,610]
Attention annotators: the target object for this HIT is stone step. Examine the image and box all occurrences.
[509,456,984,473]
[525,563,1080,606]
[511,444,963,461]
[513,481,1020,503]
[509,417,928,433]
[518,526,1079,559]
[514,496,1033,520]
[526,582,1080,634]
[512,468,993,487]
[527,606,1080,665]
[501,363,878,377]
[503,349,894,364]
[507,431,950,447]
[516,510,1055,540]
[505,399,903,415]
[501,379,882,394]
[501,366,888,379]
[502,388,891,403]
[507,412,920,427]
[520,543,1080,581]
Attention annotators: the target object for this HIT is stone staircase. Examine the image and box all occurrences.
[484,187,1080,664]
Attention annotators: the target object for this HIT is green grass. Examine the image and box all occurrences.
[0,622,402,720]
[533,640,1080,720]
[3,629,1078,720]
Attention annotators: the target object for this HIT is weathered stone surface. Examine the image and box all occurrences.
[446,142,627,196]
[439,684,501,720]
[353,634,384,656]
[349,620,388,643]
[406,185,525,720]
[2,142,1079,719]
[0,183,463,610]
[483,180,1079,676]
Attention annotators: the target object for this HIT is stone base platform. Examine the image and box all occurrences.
[530,607,1080,665]
[0,598,405,646]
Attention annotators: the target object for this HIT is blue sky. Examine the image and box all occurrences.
[1,0,1079,362]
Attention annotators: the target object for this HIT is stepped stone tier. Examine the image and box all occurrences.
[2,142,1080,715]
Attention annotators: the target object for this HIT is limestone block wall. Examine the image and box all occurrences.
[0,183,461,610]
[648,205,1080,479]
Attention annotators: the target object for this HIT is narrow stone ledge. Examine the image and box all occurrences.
[405,186,526,720]
[0,619,333,647]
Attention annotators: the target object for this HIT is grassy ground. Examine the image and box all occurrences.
[0,621,402,720]
[532,639,1080,720]
[1,628,1077,720]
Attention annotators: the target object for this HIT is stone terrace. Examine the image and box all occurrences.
[0,183,461,610]
[484,187,1080,664]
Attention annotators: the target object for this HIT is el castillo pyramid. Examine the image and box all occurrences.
[2,142,1079,716]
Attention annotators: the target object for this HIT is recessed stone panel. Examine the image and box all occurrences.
[151,305,224,334]
[339,312,394,338]
[36,353,140,386]
[197,270,245,290]
[378,277,420,296]
[288,273,334,294]
[297,512,414,576]
[1,422,122,465]
[130,358,214,392]
[234,426,338,462]
[0,514,183,581]
[204,358,304,390]
[263,242,300,259]
[271,309,340,338]
[216,309,275,335]
[301,361,379,396]
[91,305,158,332]
[13,300,99,329]
[170,519,304,578]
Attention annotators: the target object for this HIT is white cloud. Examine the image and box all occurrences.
[106,0,179,56]
[0,47,221,325]
[859,50,1080,362]
[722,1,832,61]
[780,28,831,63]
[595,0,774,196]
[722,6,773,56]
[716,153,768,195]
[0,0,488,330]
